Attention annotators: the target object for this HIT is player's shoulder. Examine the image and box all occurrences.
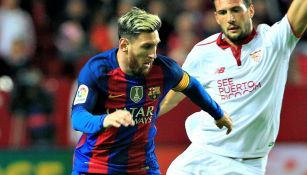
[155,54,182,74]
[155,54,178,66]
[256,16,290,36]
[195,33,220,48]
[187,33,219,57]
[78,48,118,81]
[85,48,118,73]
[256,23,271,36]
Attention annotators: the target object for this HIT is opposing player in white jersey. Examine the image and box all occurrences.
[160,0,307,174]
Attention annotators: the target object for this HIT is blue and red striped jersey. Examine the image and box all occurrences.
[71,48,188,174]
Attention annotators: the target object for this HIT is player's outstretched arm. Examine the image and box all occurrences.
[159,90,186,116]
[72,107,135,134]
[287,0,307,37]
[181,74,233,134]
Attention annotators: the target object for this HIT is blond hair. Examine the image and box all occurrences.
[118,7,161,39]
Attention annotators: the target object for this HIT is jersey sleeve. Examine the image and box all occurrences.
[73,63,98,109]
[181,46,209,86]
[172,70,190,91]
[71,61,106,134]
[161,55,223,119]
[158,55,187,91]
[265,15,300,57]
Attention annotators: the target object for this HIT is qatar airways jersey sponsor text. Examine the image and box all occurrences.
[106,105,155,125]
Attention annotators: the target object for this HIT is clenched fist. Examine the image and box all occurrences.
[103,110,135,128]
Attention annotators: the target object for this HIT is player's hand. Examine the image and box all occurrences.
[215,112,233,135]
[103,110,135,128]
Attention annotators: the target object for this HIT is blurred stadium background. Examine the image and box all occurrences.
[0,0,306,174]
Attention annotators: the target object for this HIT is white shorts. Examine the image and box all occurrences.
[166,143,268,175]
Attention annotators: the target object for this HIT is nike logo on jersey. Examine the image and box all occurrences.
[108,94,125,99]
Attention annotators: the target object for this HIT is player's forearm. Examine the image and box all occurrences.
[159,90,185,116]
[287,0,307,36]
[71,106,106,134]
[182,76,224,120]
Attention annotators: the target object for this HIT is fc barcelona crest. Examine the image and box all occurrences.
[148,86,161,100]
[130,86,143,103]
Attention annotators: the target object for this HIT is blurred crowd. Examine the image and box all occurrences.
[0,0,306,149]
[1,0,306,82]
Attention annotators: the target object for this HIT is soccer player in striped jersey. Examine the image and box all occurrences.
[70,7,232,175]
[163,0,307,174]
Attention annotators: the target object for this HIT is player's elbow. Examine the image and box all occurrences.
[71,112,82,132]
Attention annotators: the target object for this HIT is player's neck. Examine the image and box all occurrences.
[224,29,256,48]
[224,37,241,48]
[117,50,131,75]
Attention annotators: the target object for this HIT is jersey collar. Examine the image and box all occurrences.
[216,29,257,49]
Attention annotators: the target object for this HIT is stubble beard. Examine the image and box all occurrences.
[223,29,250,44]
[128,59,149,77]
[222,23,252,44]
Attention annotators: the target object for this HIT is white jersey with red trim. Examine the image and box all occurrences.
[182,15,300,158]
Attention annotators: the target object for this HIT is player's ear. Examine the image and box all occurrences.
[249,4,255,18]
[119,38,129,52]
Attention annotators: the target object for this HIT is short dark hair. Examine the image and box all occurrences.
[210,0,252,9]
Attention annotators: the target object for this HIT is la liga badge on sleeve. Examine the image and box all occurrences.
[74,84,89,105]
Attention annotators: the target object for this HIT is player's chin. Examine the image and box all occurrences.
[142,69,151,76]
[226,31,239,38]
[140,67,152,76]
[133,68,150,76]
[228,34,242,43]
